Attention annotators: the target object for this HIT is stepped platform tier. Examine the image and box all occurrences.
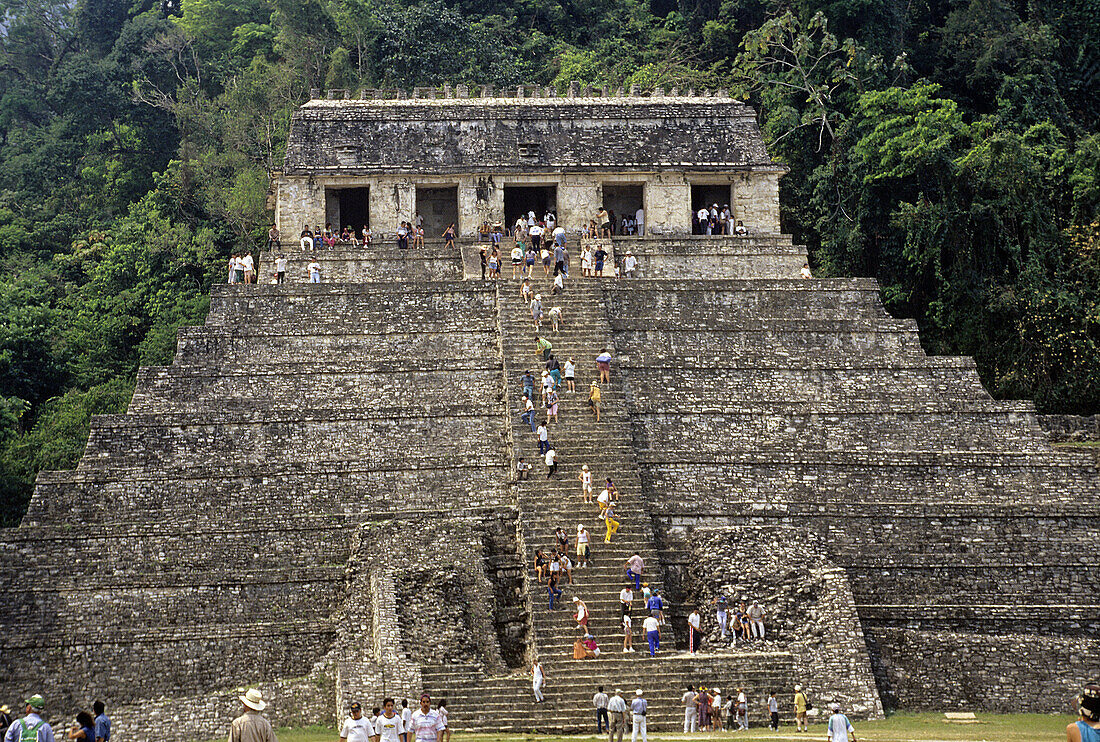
[421,652,796,732]
[3,89,1098,739]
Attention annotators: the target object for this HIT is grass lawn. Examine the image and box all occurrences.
[269,712,1075,742]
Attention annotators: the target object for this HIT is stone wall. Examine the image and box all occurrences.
[661,525,883,718]
[1038,414,1100,442]
[610,276,1100,714]
[0,276,514,741]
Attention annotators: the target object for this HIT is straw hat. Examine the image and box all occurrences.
[635,689,644,696]
[239,689,267,711]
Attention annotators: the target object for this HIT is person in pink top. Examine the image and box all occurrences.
[624,553,643,590]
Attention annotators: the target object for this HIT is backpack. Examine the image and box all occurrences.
[804,695,813,711]
[17,720,44,742]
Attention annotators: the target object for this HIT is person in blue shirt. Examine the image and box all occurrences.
[646,590,665,625]
[92,702,109,742]
[1068,684,1100,742]
[4,695,55,742]
[629,690,647,742]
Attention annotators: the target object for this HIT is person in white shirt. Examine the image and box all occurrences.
[576,523,590,567]
[607,690,628,742]
[827,703,856,742]
[375,699,405,742]
[340,703,376,742]
[635,207,644,235]
[734,219,748,235]
[593,687,610,734]
[630,690,648,742]
[531,660,545,703]
[409,695,444,742]
[748,600,766,639]
[688,608,701,654]
[695,207,709,234]
[274,256,287,284]
[710,689,723,731]
[545,211,556,230]
[623,251,637,278]
[682,685,697,733]
[545,447,557,478]
[308,260,321,283]
[643,615,660,656]
[563,357,576,392]
[767,693,779,731]
[549,305,563,331]
[240,252,255,283]
[619,585,633,618]
[622,612,633,652]
[801,262,813,279]
[578,465,593,502]
[511,244,525,278]
[736,689,748,731]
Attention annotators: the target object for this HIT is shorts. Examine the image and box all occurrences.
[526,258,535,266]
[597,361,610,372]
[512,258,522,264]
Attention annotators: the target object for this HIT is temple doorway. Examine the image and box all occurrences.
[325,187,370,234]
[602,184,644,235]
[690,184,734,234]
[416,186,459,237]
[504,185,557,231]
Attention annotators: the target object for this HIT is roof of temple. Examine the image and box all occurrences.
[283,95,780,175]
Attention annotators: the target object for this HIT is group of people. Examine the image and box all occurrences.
[586,206,645,238]
[0,696,109,742]
[692,205,749,236]
[679,685,755,732]
[292,224,373,250]
[701,596,768,649]
[335,694,451,742]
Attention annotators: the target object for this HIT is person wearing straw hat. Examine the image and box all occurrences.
[0,705,13,741]
[229,689,277,742]
[630,690,648,742]
[5,695,54,742]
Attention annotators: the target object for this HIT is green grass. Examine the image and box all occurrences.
[267,712,1076,742]
[1053,440,1100,449]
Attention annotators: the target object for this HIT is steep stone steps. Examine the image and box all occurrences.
[420,651,796,732]
[493,277,668,670]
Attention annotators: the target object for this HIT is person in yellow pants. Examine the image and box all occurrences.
[604,503,620,543]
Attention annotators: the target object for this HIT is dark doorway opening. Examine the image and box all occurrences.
[416,186,458,237]
[691,184,733,234]
[504,185,557,231]
[603,184,644,235]
[326,187,370,236]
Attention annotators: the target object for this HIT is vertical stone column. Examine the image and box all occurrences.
[369,177,415,235]
[645,173,692,234]
[275,175,324,234]
[557,175,600,233]
[734,171,783,233]
[457,175,501,237]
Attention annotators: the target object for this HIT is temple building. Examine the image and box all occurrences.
[276,86,785,236]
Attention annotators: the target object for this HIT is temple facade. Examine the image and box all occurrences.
[276,86,786,237]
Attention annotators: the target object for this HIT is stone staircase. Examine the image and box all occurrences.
[421,267,796,730]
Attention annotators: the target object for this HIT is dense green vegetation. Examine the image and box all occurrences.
[0,0,1096,524]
